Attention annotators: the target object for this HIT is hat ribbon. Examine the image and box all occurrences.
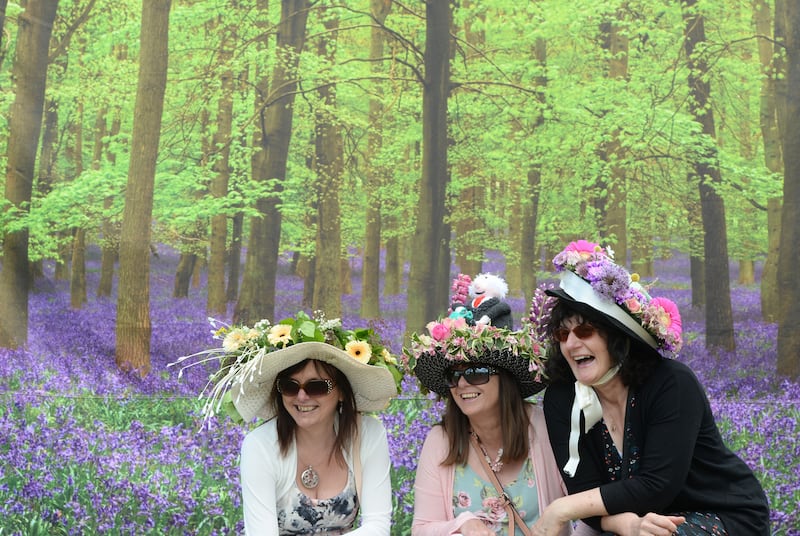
[563,363,621,478]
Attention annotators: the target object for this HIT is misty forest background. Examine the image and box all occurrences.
[1,0,800,534]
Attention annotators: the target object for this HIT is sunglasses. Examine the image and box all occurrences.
[445,366,499,388]
[276,378,335,397]
[553,323,598,343]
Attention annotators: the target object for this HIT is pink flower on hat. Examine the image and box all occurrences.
[427,321,451,341]
[649,297,682,337]
[625,296,643,314]
[565,239,602,256]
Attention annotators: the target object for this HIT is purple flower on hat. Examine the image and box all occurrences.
[584,259,631,303]
[544,238,685,357]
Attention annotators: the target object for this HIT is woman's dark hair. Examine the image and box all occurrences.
[441,367,529,466]
[544,300,660,388]
[271,359,358,463]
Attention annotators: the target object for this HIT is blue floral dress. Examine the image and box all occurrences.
[452,458,539,535]
[277,469,359,535]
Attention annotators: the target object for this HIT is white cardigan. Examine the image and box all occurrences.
[240,414,392,535]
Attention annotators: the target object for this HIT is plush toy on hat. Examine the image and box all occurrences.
[449,272,513,329]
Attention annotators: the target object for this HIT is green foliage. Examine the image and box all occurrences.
[0,0,780,276]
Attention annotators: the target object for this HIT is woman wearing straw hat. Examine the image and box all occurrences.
[531,241,769,536]
[404,318,596,536]
[178,311,401,535]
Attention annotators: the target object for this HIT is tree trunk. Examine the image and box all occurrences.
[453,0,485,280]
[224,211,242,303]
[361,0,392,319]
[777,0,800,378]
[312,11,343,317]
[384,223,401,295]
[0,0,58,348]
[40,100,67,282]
[761,198,781,320]
[207,32,235,317]
[69,100,87,307]
[756,0,783,321]
[682,0,735,351]
[70,228,87,309]
[235,0,309,326]
[173,253,197,298]
[115,0,171,376]
[520,36,547,302]
[0,0,9,70]
[97,46,126,298]
[600,13,629,256]
[405,0,452,337]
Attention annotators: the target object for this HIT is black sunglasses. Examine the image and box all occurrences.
[276,378,335,397]
[445,366,499,388]
[553,323,598,343]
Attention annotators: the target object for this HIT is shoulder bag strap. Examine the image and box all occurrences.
[469,434,532,536]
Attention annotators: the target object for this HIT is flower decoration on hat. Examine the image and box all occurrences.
[403,316,548,398]
[170,310,403,423]
[552,240,683,356]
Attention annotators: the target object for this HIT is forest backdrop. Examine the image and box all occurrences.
[1,0,799,377]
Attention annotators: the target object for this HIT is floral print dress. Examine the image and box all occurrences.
[276,469,359,535]
[452,458,539,535]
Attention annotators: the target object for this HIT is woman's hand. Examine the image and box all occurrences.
[531,498,570,535]
[603,512,685,536]
[457,518,496,536]
[629,513,685,536]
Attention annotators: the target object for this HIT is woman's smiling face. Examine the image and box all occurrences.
[557,316,615,385]
[281,360,341,429]
[448,364,501,420]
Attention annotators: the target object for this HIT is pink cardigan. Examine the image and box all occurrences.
[411,403,598,536]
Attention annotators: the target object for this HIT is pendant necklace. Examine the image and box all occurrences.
[300,465,320,489]
[471,431,504,473]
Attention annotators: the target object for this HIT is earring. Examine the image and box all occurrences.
[338,401,343,414]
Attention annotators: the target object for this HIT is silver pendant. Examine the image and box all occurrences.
[301,465,319,489]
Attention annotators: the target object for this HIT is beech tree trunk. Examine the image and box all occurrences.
[777,0,800,378]
[207,28,235,317]
[115,0,171,376]
[405,0,452,337]
[361,0,392,319]
[682,0,735,351]
[235,0,309,326]
[97,45,126,298]
[598,13,628,256]
[519,36,547,301]
[312,10,343,317]
[0,0,58,348]
[757,0,783,321]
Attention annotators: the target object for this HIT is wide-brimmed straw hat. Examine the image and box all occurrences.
[231,341,398,422]
[543,239,683,357]
[404,318,547,398]
[170,311,402,424]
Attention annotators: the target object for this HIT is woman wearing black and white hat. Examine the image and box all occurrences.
[531,241,769,536]
[187,311,401,535]
[406,318,596,536]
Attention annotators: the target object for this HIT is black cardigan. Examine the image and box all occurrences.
[543,358,770,534]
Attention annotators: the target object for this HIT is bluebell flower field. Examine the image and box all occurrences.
[0,247,797,535]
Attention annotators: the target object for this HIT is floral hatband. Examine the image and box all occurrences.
[403,317,547,398]
[550,240,683,356]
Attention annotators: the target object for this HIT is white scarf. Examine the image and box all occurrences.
[562,364,621,477]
